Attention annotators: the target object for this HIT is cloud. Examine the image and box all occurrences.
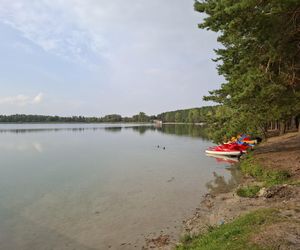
[32,93,44,104]
[0,0,107,65]
[0,1,218,66]
[0,0,222,115]
[0,93,44,106]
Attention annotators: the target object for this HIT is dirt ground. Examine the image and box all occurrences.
[144,132,300,249]
[254,132,300,179]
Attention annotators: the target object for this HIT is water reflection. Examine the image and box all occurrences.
[0,127,101,134]
[104,127,122,132]
[33,142,43,153]
[0,124,209,139]
[131,126,150,135]
[0,142,43,153]
[115,124,209,139]
[158,124,209,140]
[205,154,239,164]
[205,166,242,194]
[0,123,232,249]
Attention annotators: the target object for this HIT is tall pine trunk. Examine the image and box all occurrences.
[258,123,268,139]
[279,121,286,136]
[290,116,296,130]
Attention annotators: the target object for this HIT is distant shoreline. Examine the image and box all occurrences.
[0,121,204,125]
[0,106,214,124]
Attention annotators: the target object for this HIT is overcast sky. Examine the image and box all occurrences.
[0,0,222,116]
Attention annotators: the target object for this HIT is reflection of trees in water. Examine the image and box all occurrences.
[0,124,209,139]
[157,124,209,140]
[107,124,210,139]
[116,124,209,139]
[131,126,155,134]
[0,128,94,134]
[104,127,122,132]
[205,166,242,194]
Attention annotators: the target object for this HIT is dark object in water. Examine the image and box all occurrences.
[157,145,160,148]
[163,147,165,150]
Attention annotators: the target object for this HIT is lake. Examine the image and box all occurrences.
[0,124,240,249]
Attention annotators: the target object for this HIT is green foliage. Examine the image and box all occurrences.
[237,185,260,198]
[157,106,216,123]
[175,112,182,122]
[204,105,262,143]
[0,113,155,123]
[177,209,280,250]
[0,114,95,123]
[0,107,218,125]
[195,0,300,140]
[101,114,122,122]
[239,155,290,186]
[180,234,193,244]
[265,170,291,186]
[131,112,151,122]
[239,156,264,179]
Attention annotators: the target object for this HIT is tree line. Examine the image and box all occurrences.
[156,106,216,123]
[0,112,167,123]
[0,107,217,124]
[0,113,155,123]
[194,0,300,142]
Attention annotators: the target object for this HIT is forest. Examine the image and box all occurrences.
[156,106,216,123]
[0,113,154,123]
[0,107,215,124]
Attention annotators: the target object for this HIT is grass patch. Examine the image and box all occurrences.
[265,170,290,186]
[180,234,193,244]
[239,154,290,186]
[177,209,279,250]
[237,185,260,198]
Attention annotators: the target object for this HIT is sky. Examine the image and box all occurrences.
[0,0,223,117]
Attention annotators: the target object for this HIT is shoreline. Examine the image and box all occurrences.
[146,132,300,249]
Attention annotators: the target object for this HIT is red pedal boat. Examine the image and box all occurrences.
[205,143,248,156]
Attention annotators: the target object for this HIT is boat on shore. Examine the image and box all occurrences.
[205,149,242,156]
[205,143,247,156]
[205,134,257,157]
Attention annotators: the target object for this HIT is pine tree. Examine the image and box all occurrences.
[195,0,300,140]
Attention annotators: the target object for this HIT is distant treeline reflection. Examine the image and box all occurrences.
[107,124,209,139]
[0,124,209,139]
[132,124,208,140]
[159,124,209,139]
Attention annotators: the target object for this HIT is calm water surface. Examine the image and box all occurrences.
[0,124,240,249]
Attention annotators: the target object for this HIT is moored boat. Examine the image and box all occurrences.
[205,142,247,156]
[205,149,242,156]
